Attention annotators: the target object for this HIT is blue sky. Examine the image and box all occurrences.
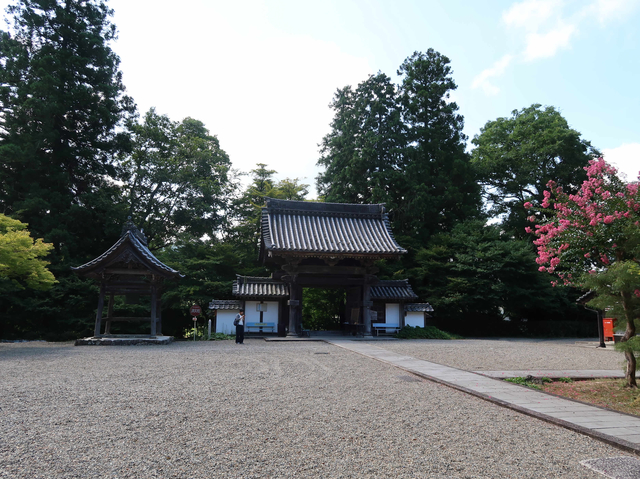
[3,0,639,195]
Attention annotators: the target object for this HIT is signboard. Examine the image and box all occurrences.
[190,304,202,317]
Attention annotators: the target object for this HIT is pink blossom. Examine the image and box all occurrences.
[524,202,532,209]
[603,215,614,224]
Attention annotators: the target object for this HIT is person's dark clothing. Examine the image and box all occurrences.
[235,324,244,344]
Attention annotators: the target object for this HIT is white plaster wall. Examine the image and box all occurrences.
[245,301,279,325]
[244,301,260,323]
[405,311,424,328]
[385,303,400,325]
[262,302,279,324]
[216,310,239,335]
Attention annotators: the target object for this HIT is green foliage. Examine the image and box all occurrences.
[614,336,640,370]
[0,214,56,290]
[317,72,403,206]
[395,50,481,240]
[584,262,640,338]
[183,325,233,340]
[0,0,133,339]
[302,288,345,331]
[120,109,234,249]
[472,104,600,237]
[156,240,268,338]
[411,219,588,335]
[394,325,461,340]
[317,51,480,246]
[0,0,134,260]
[557,377,573,383]
[231,163,309,252]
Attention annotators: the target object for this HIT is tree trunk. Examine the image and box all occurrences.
[624,351,637,388]
[621,290,637,388]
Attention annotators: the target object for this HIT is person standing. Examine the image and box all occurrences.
[234,309,245,344]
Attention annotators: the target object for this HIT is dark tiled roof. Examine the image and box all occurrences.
[72,222,182,279]
[260,198,406,258]
[576,290,596,304]
[404,303,434,312]
[209,300,242,310]
[371,280,418,300]
[233,275,289,298]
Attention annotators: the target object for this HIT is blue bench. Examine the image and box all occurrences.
[245,322,276,333]
[372,323,400,335]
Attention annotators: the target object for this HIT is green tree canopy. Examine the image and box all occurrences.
[411,219,579,335]
[317,50,480,246]
[317,72,403,206]
[471,104,600,238]
[0,214,56,290]
[230,163,309,250]
[120,108,234,249]
[0,0,135,262]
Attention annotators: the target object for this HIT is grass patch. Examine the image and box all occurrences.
[541,378,640,416]
[505,376,552,390]
[394,325,462,340]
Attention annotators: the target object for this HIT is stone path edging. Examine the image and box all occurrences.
[326,339,640,456]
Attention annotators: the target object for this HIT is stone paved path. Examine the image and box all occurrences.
[478,369,625,379]
[327,339,640,453]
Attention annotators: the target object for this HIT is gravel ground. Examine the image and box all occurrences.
[0,339,633,478]
[366,338,626,372]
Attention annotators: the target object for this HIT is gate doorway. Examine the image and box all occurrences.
[301,288,346,331]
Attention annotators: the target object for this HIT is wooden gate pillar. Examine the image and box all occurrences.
[94,281,106,337]
[150,284,157,336]
[287,277,299,337]
[362,282,373,338]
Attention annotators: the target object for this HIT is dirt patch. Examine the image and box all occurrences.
[542,378,640,416]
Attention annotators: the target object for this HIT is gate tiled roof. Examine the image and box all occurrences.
[208,300,241,310]
[404,303,434,312]
[260,199,406,260]
[233,275,289,298]
[371,280,419,300]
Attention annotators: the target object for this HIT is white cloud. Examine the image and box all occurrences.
[473,0,638,96]
[523,23,576,61]
[472,54,514,96]
[583,0,639,24]
[602,144,640,181]
[503,0,559,31]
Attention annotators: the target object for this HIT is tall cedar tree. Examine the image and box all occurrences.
[317,72,404,207]
[396,50,481,241]
[0,0,134,339]
[0,0,135,263]
[317,51,480,248]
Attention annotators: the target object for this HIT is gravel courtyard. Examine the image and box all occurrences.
[0,339,633,478]
[365,338,626,371]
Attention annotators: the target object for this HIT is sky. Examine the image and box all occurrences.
[2,0,640,197]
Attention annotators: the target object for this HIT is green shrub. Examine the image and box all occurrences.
[394,325,462,340]
[183,325,233,340]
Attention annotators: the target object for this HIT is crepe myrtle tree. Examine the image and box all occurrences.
[526,158,640,386]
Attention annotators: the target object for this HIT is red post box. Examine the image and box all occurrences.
[603,318,615,342]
